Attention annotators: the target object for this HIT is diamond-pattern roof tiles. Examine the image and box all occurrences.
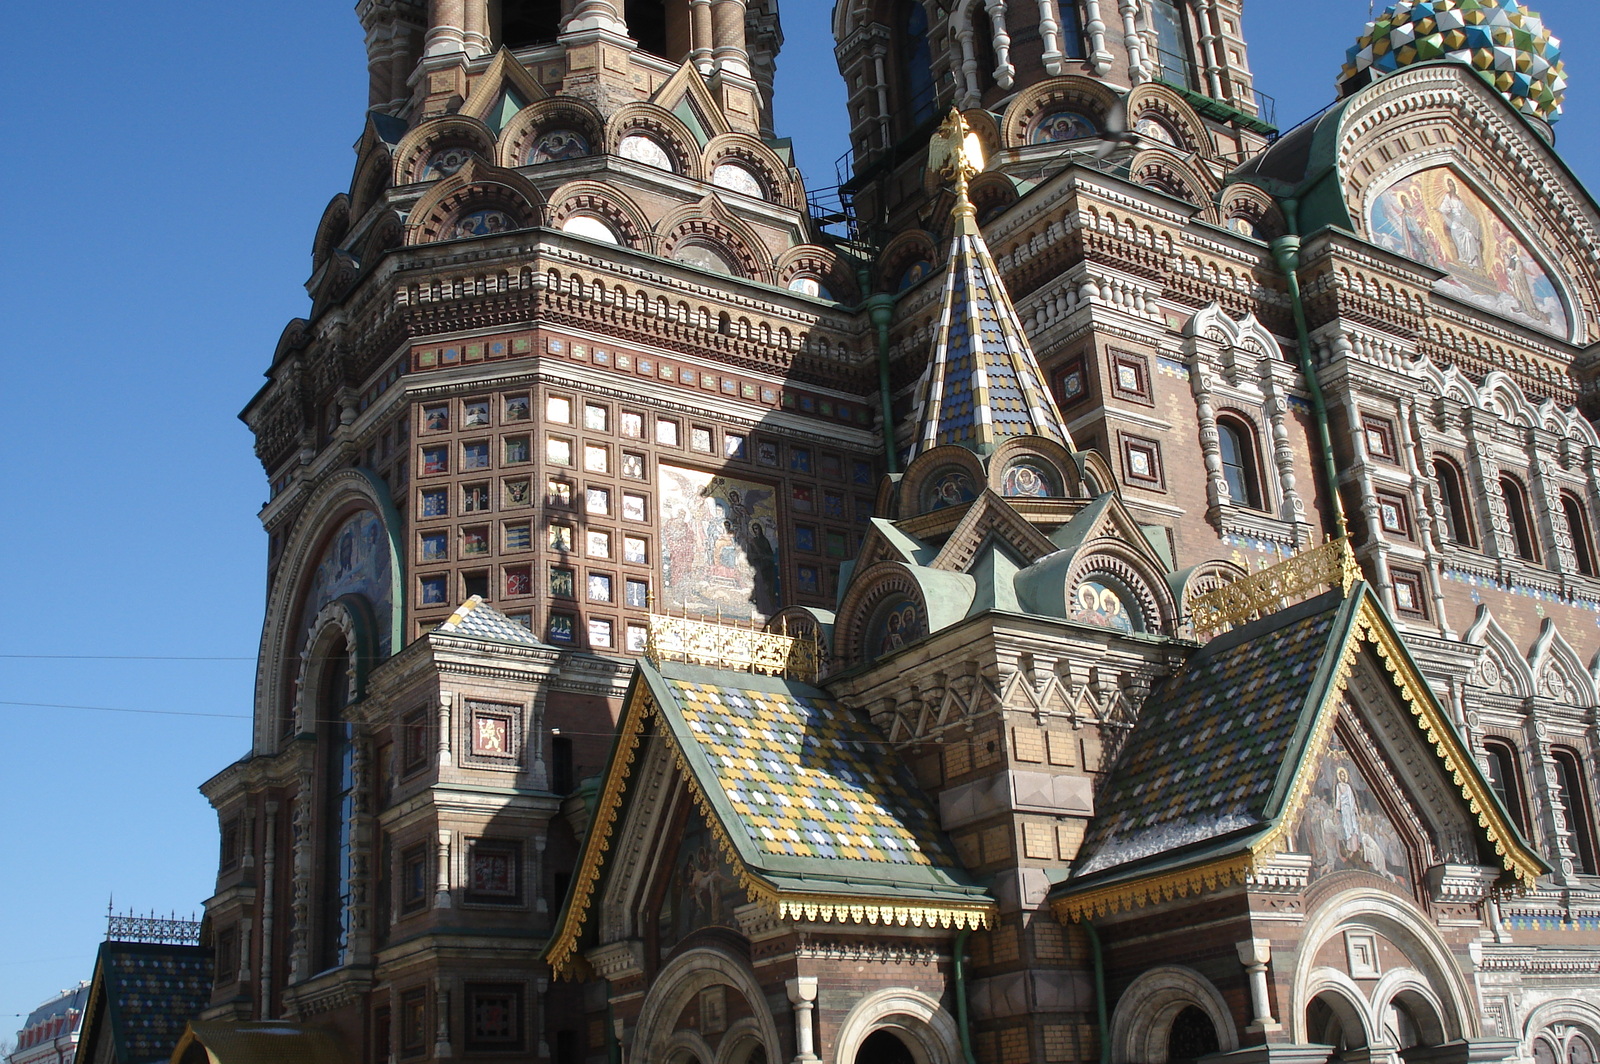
[432,595,545,646]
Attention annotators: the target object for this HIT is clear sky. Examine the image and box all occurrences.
[1,0,1595,1037]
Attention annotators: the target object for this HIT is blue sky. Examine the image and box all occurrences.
[1,0,1595,1036]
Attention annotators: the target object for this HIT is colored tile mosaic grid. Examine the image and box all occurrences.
[662,678,955,867]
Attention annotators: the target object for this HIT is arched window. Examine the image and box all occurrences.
[1562,492,1596,576]
[1499,475,1539,561]
[1432,456,1474,548]
[317,643,355,972]
[1552,747,1598,875]
[898,1,936,130]
[1167,1006,1220,1064]
[855,1030,917,1064]
[1217,417,1263,510]
[1484,739,1529,835]
[970,4,998,98]
[497,1,561,48]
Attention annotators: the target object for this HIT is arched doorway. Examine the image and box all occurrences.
[1306,991,1369,1052]
[856,1030,918,1064]
[1168,1006,1221,1064]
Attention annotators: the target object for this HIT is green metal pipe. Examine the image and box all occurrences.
[867,292,901,474]
[1270,214,1348,541]
[1083,921,1110,1064]
[953,926,978,1064]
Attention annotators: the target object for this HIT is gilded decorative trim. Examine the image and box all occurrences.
[1053,856,1253,921]
[1053,591,1543,923]
[545,688,649,978]
[1348,602,1544,888]
[646,614,820,684]
[1188,537,1359,636]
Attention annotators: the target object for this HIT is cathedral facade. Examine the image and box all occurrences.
[198,1,1600,1062]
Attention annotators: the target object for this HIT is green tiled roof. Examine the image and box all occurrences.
[1073,590,1356,880]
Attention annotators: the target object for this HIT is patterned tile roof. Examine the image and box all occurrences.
[658,672,959,868]
[915,206,1072,456]
[1074,591,1352,878]
[97,944,212,1064]
[432,596,545,647]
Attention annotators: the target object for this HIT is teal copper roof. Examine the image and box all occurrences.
[914,199,1072,457]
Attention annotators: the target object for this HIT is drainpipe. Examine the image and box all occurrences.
[1270,205,1348,540]
[867,292,901,474]
[952,927,978,1064]
[1083,921,1110,1064]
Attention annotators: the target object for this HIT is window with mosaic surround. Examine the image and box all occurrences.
[465,839,523,905]
[467,701,519,763]
[1108,348,1152,403]
[1362,414,1397,461]
[1390,568,1427,618]
[465,984,523,1052]
[1053,355,1088,407]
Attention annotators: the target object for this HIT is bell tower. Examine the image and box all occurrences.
[834,0,1265,232]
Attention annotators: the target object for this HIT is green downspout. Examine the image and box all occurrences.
[1270,203,1348,540]
[1084,921,1110,1064]
[867,291,901,474]
[953,927,978,1064]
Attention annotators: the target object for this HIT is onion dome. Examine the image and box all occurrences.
[1339,0,1567,122]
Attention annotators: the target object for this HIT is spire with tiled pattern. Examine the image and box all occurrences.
[912,112,1073,459]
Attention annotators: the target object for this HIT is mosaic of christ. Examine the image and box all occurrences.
[1369,167,1567,337]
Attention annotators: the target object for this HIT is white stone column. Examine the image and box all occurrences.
[785,977,819,1064]
[435,830,454,909]
[1236,939,1280,1033]
[1037,0,1064,74]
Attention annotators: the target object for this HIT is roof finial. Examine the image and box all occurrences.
[931,108,985,228]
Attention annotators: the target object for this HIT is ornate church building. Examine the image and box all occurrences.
[196,0,1600,1062]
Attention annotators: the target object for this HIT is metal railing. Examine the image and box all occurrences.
[106,908,203,946]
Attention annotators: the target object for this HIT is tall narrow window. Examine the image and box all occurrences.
[623,0,670,58]
[1433,456,1474,547]
[1553,748,1598,875]
[1561,493,1596,576]
[552,736,574,794]
[899,1,936,129]
[497,1,561,48]
[1499,476,1539,561]
[1484,740,1529,835]
[317,645,355,972]
[1147,0,1197,90]
[1217,417,1262,510]
[1058,0,1085,58]
[971,5,998,97]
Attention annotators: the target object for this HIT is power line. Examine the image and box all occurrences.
[0,654,252,661]
[0,699,247,721]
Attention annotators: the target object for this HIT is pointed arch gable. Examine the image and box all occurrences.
[774,245,857,303]
[1478,371,1541,428]
[649,61,734,144]
[402,158,545,245]
[348,137,395,221]
[1464,605,1535,698]
[458,47,550,124]
[1128,147,1217,207]
[1529,619,1596,706]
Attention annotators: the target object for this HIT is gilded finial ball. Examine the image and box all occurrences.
[1337,0,1567,122]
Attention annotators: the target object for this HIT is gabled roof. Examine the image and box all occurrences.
[76,942,211,1064]
[1051,584,1546,920]
[912,182,1072,457]
[547,660,993,976]
[430,596,546,647]
[173,1022,351,1064]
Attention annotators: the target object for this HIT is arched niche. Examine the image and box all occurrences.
[833,987,962,1064]
[391,114,497,186]
[898,445,984,519]
[498,97,604,168]
[401,159,545,245]
[1109,965,1240,1064]
[1001,74,1119,149]
[631,947,782,1064]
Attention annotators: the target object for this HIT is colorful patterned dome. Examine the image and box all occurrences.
[1339,0,1567,122]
